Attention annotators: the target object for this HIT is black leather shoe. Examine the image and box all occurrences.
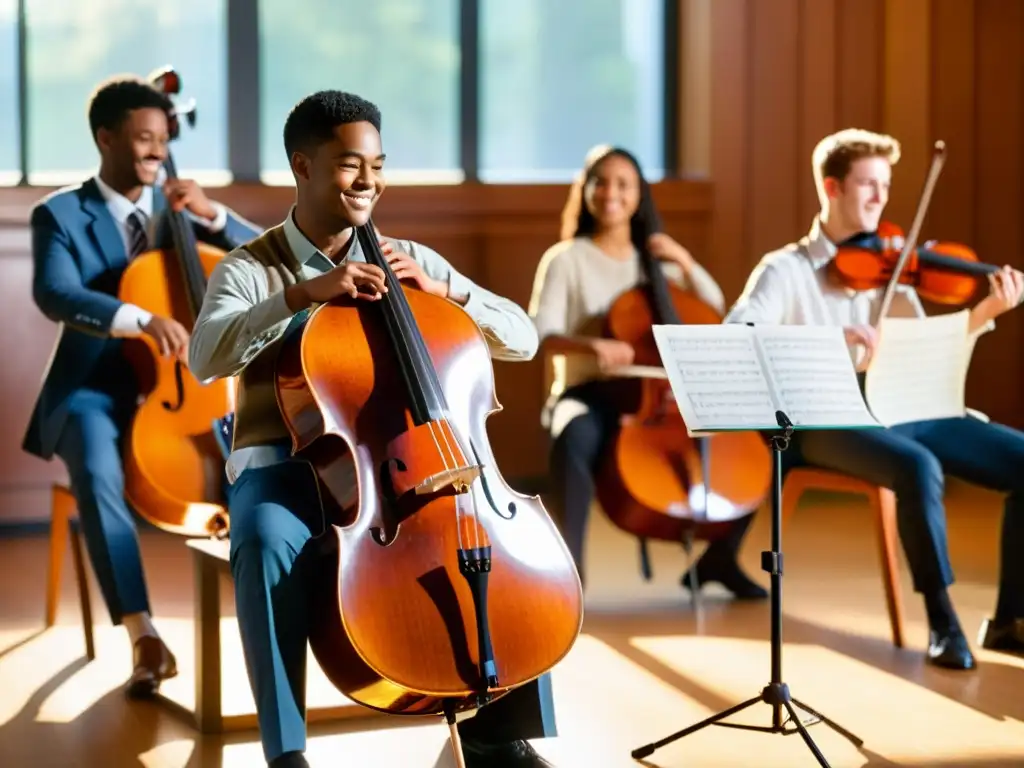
[978,617,1024,657]
[462,738,554,767]
[927,627,976,670]
[268,751,309,768]
[682,561,768,600]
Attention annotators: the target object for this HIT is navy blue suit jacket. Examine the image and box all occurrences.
[22,178,262,460]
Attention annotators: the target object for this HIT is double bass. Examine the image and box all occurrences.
[595,234,773,578]
[117,66,233,538]
[274,221,583,763]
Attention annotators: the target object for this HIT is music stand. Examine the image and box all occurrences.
[631,408,863,767]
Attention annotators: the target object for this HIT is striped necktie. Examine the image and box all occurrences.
[126,210,149,261]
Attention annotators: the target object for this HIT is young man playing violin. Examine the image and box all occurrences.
[23,75,260,697]
[188,90,558,768]
[725,127,1024,671]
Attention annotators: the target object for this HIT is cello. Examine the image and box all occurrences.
[274,220,583,763]
[117,66,233,538]
[594,233,773,578]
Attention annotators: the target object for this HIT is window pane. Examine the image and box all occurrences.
[25,0,228,184]
[0,0,18,184]
[480,0,665,182]
[259,0,460,184]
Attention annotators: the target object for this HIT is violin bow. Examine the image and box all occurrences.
[873,140,948,325]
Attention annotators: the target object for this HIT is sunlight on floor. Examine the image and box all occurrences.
[3,491,1024,766]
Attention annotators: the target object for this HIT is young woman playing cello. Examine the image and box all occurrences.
[528,144,767,599]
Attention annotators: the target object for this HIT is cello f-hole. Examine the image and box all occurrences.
[160,360,186,412]
[372,458,405,546]
[470,442,517,521]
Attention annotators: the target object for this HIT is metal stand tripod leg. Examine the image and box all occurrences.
[630,412,864,766]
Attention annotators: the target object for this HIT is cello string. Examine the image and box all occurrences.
[363,222,474,549]
[424,420,470,551]
[431,419,483,549]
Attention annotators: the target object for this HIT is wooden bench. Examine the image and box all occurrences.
[153,538,380,733]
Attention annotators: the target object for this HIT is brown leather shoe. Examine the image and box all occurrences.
[126,636,178,699]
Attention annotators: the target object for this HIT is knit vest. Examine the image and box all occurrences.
[229,224,305,451]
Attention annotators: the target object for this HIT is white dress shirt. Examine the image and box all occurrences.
[93,172,227,337]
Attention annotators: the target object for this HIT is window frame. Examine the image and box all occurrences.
[9,0,680,186]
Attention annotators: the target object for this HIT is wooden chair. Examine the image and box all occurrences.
[781,468,904,648]
[44,483,96,661]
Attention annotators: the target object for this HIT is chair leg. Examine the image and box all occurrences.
[69,522,96,661]
[873,489,905,648]
[47,484,96,661]
[45,486,72,628]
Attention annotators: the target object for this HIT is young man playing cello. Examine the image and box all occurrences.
[23,75,260,697]
[725,127,1024,671]
[188,90,558,768]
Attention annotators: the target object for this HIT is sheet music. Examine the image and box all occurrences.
[652,323,881,435]
[864,310,970,427]
[652,325,777,432]
[754,325,880,429]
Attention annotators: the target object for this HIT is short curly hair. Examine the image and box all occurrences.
[283,90,382,158]
[87,75,172,140]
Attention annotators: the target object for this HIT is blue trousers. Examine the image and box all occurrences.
[229,460,558,763]
[54,388,150,624]
[793,415,1024,617]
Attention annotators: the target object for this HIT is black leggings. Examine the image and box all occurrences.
[544,382,755,585]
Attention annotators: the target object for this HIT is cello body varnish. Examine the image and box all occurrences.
[275,222,583,718]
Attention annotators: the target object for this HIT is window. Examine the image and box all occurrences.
[479,0,665,182]
[24,0,228,185]
[259,0,461,185]
[0,0,18,184]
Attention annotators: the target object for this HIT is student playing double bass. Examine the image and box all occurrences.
[23,75,260,697]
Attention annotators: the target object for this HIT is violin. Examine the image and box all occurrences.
[832,220,1000,306]
[595,236,773,574]
[117,66,233,538]
[274,220,583,765]
[829,140,1015,314]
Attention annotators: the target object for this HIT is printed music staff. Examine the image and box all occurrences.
[651,324,880,435]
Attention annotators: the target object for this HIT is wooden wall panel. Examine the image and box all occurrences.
[749,0,801,256]
[883,0,932,226]
[972,0,1024,421]
[836,0,884,130]
[798,0,838,220]
[708,0,751,302]
[0,180,712,525]
[929,0,976,245]
[710,0,1024,428]
[0,245,69,525]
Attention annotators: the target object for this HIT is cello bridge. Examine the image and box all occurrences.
[414,465,482,495]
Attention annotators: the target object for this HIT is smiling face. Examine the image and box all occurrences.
[823,155,891,234]
[96,106,169,188]
[582,153,642,231]
[290,120,386,230]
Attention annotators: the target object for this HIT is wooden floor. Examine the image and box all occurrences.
[2,481,1024,767]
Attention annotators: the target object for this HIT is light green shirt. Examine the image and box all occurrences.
[188,207,539,483]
